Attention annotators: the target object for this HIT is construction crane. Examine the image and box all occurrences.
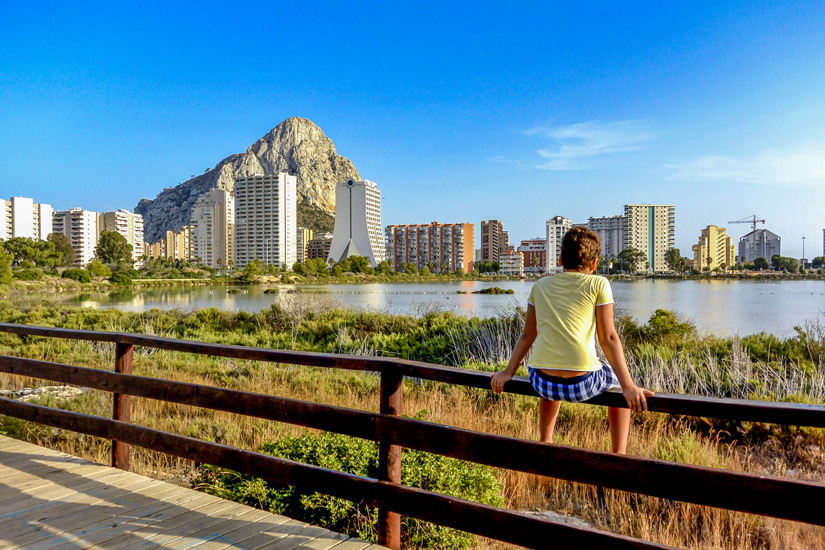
[728,215,766,232]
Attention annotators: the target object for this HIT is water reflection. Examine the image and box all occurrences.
[63,279,825,337]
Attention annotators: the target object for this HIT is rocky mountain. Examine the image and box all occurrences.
[135,117,359,243]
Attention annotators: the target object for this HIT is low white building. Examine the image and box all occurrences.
[328,178,386,266]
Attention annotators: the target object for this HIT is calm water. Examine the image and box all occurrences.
[66,279,825,337]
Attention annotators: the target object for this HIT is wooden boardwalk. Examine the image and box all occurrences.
[0,435,382,550]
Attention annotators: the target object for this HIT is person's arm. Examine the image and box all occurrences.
[595,303,653,412]
[491,304,537,394]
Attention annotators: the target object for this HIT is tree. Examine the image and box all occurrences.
[617,248,647,273]
[753,257,769,270]
[88,260,112,278]
[0,249,13,285]
[96,231,133,265]
[403,263,418,275]
[664,248,684,273]
[812,256,825,269]
[348,256,370,273]
[420,266,431,276]
[376,261,393,275]
[292,262,305,275]
[1,237,61,266]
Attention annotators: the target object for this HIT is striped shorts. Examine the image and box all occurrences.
[528,363,621,402]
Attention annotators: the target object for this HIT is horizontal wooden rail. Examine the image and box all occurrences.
[0,398,672,550]
[1,323,824,427]
[1,354,823,525]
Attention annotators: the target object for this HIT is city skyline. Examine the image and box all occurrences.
[1,2,824,257]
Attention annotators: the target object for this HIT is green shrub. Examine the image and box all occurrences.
[14,268,44,281]
[193,431,502,549]
[61,268,91,283]
[88,261,112,278]
[109,272,132,286]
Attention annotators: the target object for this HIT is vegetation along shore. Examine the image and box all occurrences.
[0,292,823,548]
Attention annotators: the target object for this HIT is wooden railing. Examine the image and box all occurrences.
[0,323,823,550]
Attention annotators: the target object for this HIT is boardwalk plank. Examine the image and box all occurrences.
[0,435,380,550]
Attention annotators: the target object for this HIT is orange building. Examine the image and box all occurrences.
[384,222,474,273]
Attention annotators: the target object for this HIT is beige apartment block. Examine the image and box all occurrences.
[296,227,314,263]
[52,208,98,266]
[623,204,676,273]
[234,173,296,269]
[479,220,508,263]
[693,225,736,271]
[0,196,53,241]
[99,209,144,266]
[385,222,474,273]
[499,247,524,277]
[191,188,234,269]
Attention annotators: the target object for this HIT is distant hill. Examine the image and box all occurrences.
[135,117,359,242]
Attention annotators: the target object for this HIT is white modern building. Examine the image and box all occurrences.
[191,188,235,269]
[328,178,386,267]
[546,216,573,273]
[0,196,53,241]
[499,248,524,277]
[99,209,144,266]
[52,208,98,266]
[623,204,676,273]
[588,215,625,259]
[233,173,296,269]
[739,229,781,264]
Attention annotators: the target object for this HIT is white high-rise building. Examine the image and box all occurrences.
[546,216,573,274]
[99,209,144,266]
[52,208,98,266]
[191,188,235,269]
[588,215,625,259]
[234,173,296,269]
[328,178,386,267]
[623,204,676,273]
[0,196,53,241]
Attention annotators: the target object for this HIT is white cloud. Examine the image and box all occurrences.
[523,119,657,170]
[668,145,825,186]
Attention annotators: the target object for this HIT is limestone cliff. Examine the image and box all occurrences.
[135,117,358,243]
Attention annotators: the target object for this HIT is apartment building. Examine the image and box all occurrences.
[692,225,736,271]
[0,196,53,241]
[99,209,144,266]
[233,173,296,269]
[588,215,626,259]
[296,227,314,263]
[479,220,508,263]
[499,247,524,277]
[546,216,573,273]
[145,226,192,262]
[739,229,781,264]
[52,208,98,266]
[306,233,333,261]
[517,238,547,274]
[328,179,386,266]
[623,204,676,273]
[385,222,474,273]
[191,188,234,269]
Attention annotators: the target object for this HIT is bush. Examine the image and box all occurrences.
[13,268,44,281]
[193,431,502,549]
[61,268,91,283]
[88,260,112,278]
[109,272,132,286]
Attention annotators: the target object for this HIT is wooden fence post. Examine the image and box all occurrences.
[377,370,403,550]
[112,342,133,470]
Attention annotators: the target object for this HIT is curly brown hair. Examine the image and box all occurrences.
[560,226,601,270]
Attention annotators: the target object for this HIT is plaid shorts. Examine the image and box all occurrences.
[528,363,621,402]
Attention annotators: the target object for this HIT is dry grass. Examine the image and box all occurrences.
[1,339,824,549]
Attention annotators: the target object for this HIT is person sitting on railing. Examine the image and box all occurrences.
[491,226,652,454]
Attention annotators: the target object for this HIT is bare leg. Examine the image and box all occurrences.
[608,407,630,454]
[539,399,561,443]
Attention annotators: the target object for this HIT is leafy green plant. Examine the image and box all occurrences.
[61,268,91,283]
[109,272,132,286]
[193,431,502,549]
[88,261,112,278]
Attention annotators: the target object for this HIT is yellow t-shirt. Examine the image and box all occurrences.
[527,272,614,371]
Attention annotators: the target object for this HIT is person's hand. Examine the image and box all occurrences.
[622,385,654,412]
[491,370,513,394]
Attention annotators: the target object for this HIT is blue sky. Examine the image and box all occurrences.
[1,1,824,258]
